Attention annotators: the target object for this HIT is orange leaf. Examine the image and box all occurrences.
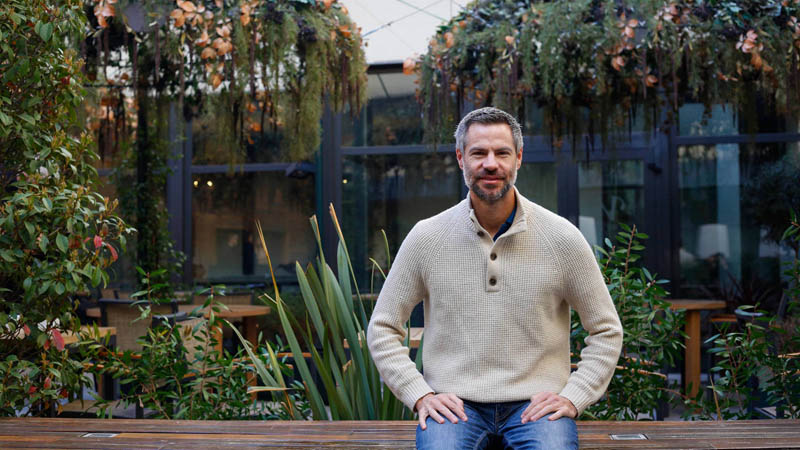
[211,73,222,89]
[250,122,262,132]
[196,29,210,47]
[241,13,250,26]
[175,14,186,27]
[402,57,416,75]
[322,0,333,9]
[445,31,455,48]
[201,46,216,59]
[645,74,658,87]
[212,37,225,49]
[178,1,196,12]
[751,52,763,70]
[247,102,257,113]
[338,25,351,38]
[624,27,635,39]
[216,25,231,38]
[612,55,626,71]
[170,8,183,20]
[505,35,515,45]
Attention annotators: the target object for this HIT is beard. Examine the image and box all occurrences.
[464,165,518,204]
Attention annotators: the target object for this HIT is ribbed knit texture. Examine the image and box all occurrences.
[366,188,623,414]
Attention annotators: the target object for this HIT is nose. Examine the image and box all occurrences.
[483,152,498,170]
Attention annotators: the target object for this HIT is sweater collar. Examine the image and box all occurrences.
[466,186,529,239]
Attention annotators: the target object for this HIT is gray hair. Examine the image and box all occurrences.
[454,107,523,153]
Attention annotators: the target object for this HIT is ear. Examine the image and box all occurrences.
[456,147,465,170]
[516,145,523,169]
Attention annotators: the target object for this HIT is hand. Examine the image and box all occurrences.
[520,392,578,423]
[415,392,468,430]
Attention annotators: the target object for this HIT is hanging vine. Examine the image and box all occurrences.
[415,0,800,149]
[79,0,367,289]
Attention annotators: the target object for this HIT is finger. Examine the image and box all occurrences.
[529,402,557,422]
[434,402,460,424]
[548,408,565,421]
[442,396,468,421]
[428,408,446,424]
[524,397,555,423]
[418,409,428,430]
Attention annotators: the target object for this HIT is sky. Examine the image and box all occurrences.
[339,0,465,64]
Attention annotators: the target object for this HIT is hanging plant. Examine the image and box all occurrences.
[415,0,800,148]
[83,0,367,161]
[77,0,367,289]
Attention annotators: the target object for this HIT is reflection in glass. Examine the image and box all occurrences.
[578,160,644,251]
[678,102,792,136]
[678,143,799,309]
[341,72,423,147]
[516,163,558,213]
[191,171,316,284]
[342,153,462,285]
[192,96,295,164]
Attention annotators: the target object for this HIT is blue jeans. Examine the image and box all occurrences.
[416,399,578,450]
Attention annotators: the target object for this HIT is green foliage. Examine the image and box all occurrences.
[688,212,800,419]
[251,212,419,420]
[573,224,684,420]
[0,0,131,416]
[419,0,800,147]
[81,286,306,420]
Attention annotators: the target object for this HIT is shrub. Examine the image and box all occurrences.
[0,0,130,416]
[573,224,685,420]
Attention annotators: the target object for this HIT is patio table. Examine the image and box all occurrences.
[666,299,727,397]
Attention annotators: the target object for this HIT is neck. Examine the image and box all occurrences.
[470,189,516,236]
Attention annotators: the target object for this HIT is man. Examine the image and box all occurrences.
[366,107,623,449]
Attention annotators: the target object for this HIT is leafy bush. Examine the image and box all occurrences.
[82,287,305,420]
[0,0,130,416]
[693,212,800,419]
[573,224,684,420]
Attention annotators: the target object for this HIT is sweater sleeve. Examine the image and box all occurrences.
[367,224,434,410]
[554,227,623,415]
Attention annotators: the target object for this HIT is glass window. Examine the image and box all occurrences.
[341,72,423,147]
[678,143,799,308]
[341,153,462,285]
[578,160,645,251]
[516,163,558,213]
[679,102,792,136]
[191,171,316,284]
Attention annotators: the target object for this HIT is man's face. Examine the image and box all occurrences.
[456,122,522,204]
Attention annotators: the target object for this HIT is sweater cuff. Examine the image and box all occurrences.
[558,383,596,416]
[399,377,435,411]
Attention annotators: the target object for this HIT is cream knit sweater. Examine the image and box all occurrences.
[366,188,623,414]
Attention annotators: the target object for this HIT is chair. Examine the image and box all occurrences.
[99,298,178,352]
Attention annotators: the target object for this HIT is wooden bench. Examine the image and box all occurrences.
[1,418,799,448]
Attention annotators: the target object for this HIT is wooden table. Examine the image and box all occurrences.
[178,304,271,355]
[1,418,799,448]
[62,326,116,346]
[667,299,727,397]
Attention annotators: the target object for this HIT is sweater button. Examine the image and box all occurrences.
[477,231,484,237]
[489,277,497,286]
[490,253,497,261]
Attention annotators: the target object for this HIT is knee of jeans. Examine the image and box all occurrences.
[530,415,578,449]
[416,418,486,450]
